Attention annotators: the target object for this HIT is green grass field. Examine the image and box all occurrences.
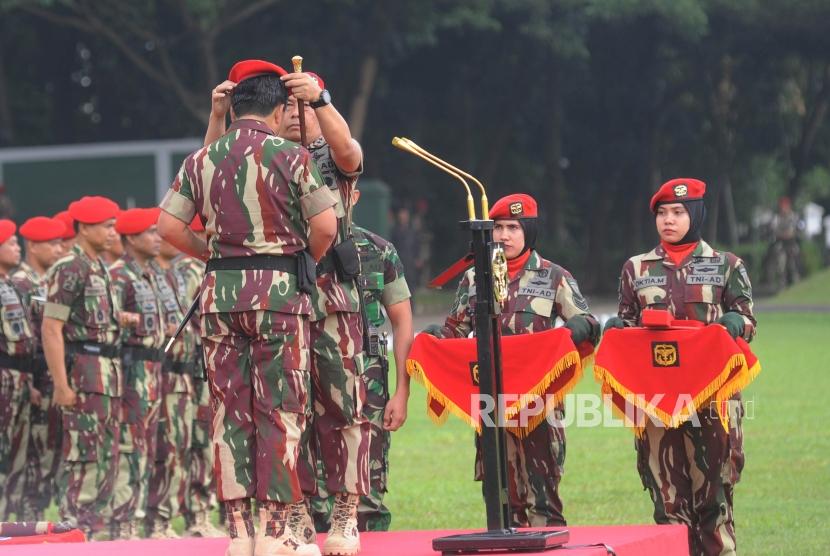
[765,267,830,306]
[385,312,830,554]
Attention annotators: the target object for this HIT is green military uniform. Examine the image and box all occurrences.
[310,224,411,532]
[437,250,600,527]
[44,243,123,536]
[617,240,755,556]
[145,259,196,534]
[160,118,336,511]
[11,262,62,521]
[0,275,36,519]
[108,253,166,536]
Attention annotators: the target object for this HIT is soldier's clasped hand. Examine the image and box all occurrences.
[280,72,322,103]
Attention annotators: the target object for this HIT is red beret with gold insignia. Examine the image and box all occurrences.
[650,178,706,212]
[20,216,66,242]
[53,211,76,239]
[489,193,538,220]
[115,208,160,235]
[0,219,16,244]
[68,196,120,224]
[228,60,288,83]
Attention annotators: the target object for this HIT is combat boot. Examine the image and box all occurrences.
[225,498,256,556]
[110,519,141,541]
[255,500,320,556]
[186,509,226,537]
[147,516,180,539]
[287,500,317,544]
[322,494,360,556]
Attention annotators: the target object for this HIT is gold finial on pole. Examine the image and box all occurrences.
[400,138,489,220]
[392,137,476,220]
[291,56,306,146]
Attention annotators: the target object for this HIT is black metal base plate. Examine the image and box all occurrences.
[433,528,570,554]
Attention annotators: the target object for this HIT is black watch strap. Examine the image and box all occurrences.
[310,89,331,109]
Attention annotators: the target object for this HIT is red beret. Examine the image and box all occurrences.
[53,211,76,239]
[228,60,288,83]
[69,196,120,224]
[190,215,205,232]
[306,71,325,90]
[0,219,15,245]
[116,208,160,235]
[650,178,706,212]
[489,193,538,220]
[20,216,66,242]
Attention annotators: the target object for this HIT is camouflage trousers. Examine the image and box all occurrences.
[57,392,121,534]
[21,391,62,520]
[184,373,215,519]
[201,310,310,502]
[311,355,391,531]
[474,408,566,527]
[299,312,370,499]
[111,360,162,523]
[147,376,193,521]
[0,368,31,519]
[636,399,744,556]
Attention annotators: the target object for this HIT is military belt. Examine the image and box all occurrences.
[206,255,296,274]
[162,359,195,375]
[122,345,164,363]
[316,253,336,277]
[0,352,33,374]
[65,341,121,359]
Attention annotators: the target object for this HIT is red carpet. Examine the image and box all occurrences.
[1,525,689,555]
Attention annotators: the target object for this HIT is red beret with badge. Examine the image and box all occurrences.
[115,207,160,235]
[228,60,288,83]
[0,219,16,244]
[53,210,76,239]
[306,71,325,90]
[489,193,538,220]
[20,216,66,242]
[68,196,120,224]
[650,178,706,212]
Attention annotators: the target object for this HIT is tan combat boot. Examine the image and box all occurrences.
[225,499,256,556]
[186,509,226,537]
[254,500,320,556]
[147,516,180,539]
[287,500,317,544]
[110,520,140,541]
[322,494,360,556]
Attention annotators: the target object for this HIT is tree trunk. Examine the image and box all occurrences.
[721,176,739,246]
[788,61,830,199]
[0,45,14,145]
[348,55,378,143]
[543,64,568,243]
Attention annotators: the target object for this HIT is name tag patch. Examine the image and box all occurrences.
[519,286,555,299]
[634,276,667,289]
[686,275,725,286]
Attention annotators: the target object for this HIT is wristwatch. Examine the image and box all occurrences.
[310,89,331,109]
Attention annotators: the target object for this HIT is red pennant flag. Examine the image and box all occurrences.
[406,328,592,436]
[594,324,761,434]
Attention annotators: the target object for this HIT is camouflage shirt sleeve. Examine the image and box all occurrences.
[380,241,411,307]
[617,259,640,327]
[440,270,474,338]
[296,149,338,220]
[555,269,601,345]
[723,255,757,342]
[44,260,85,322]
[160,156,197,223]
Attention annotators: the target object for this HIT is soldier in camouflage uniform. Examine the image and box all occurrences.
[425,194,600,527]
[174,217,224,538]
[0,220,37,520]
[108,208,166,539]
[205,67,369,555]
[11,217,67,521]
[605,178,756,556]
[311,185,414,533]
[160,59,337,556]
[145,237,197,538]
[53,210,76,257]
[41,196,124,538]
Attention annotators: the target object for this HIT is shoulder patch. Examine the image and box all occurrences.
[565,276,590,311]
[63,272,79,292]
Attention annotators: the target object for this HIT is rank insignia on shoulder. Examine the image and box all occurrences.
[673,184,688,197]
